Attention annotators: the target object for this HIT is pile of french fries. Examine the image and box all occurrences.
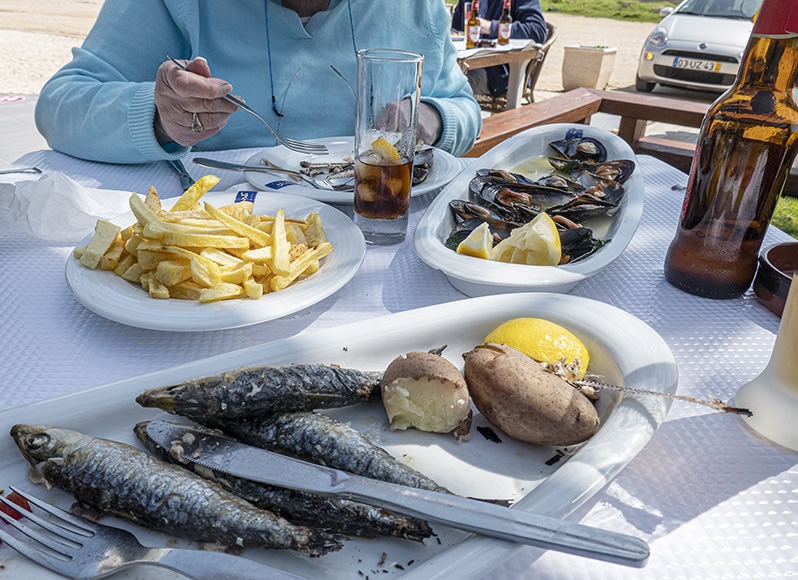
[74,175,333,303]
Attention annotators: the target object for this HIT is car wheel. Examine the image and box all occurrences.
[635,75,655,93]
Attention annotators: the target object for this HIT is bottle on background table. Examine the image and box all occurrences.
[663,0,798,299]
[498,0,512,45]
[466,0,481,49]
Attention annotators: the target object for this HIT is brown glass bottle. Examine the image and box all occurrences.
[663,0,798,299]
[498,0,512,45]
[466,0,481,49]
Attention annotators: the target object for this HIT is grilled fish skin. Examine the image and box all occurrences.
[10,424,342,556]
[134,420,433,542]
[136,364,382,421]
[199,411,452,494]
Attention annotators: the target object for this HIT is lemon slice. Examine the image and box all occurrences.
[489,212,561,265]
[370,137,401,163]
[484,317,590,377]
[456,222,492,259]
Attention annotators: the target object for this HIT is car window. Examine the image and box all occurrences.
[675,0,761,19]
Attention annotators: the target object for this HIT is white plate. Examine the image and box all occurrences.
[0,292,676,579]
[243,136,462,204]
[415,123,645,296]
[65,190,366,332]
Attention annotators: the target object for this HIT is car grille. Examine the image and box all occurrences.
[654,64,737,86]
[661,49,739,64]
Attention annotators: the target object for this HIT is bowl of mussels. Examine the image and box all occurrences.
[415,123,645,296]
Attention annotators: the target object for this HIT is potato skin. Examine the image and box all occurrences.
[463,344,599,446]
[381,351,471,437]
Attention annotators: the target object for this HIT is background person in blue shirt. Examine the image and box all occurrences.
[452,0,547,97]
[35,0,482,164]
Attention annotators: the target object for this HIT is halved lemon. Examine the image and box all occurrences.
[489,212,561,265]
[370,137,401,163]
[456,222,492,259]
[484,317,590,377]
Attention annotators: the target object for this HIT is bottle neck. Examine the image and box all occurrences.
[736,34,798,93]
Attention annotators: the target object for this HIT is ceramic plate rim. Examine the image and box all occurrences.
[414,124,645,294]
[243,136,462,203]
[0,292,676,579]
[65,191,366,332]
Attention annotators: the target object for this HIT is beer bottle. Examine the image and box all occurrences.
[466,0,481,49]
[663,0,798,299]
[498,0,512,45]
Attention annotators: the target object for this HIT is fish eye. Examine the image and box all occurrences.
[27,433,50,450]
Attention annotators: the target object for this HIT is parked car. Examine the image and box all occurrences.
[635,0,761,93]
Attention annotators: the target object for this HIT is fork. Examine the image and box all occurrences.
[167,56,328,155]
[192,157,353,191]
[0,486,304,580]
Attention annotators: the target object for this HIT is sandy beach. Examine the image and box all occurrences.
[0,1,659,96]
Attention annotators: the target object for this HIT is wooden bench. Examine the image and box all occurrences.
[466,87,798,193]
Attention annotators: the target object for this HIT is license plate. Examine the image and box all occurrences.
[672,57,721,72]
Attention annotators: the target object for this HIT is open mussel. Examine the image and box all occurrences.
[550,137,607,163]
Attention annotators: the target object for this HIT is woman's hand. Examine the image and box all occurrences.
[154,57,238,146]
[376,100,443,146]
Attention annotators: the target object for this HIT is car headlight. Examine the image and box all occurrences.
[648,27,668,47]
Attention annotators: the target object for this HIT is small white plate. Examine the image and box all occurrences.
[243,136,462,204]
[415,123,645,297]
[0,292,676,579]
[65,191,366,332]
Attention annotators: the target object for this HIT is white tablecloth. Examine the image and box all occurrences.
[1,150,795,579]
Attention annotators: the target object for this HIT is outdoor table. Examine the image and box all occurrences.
[455,38,542,109]
[1,148,795,579]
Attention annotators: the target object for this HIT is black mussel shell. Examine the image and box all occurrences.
[549,137,607,163]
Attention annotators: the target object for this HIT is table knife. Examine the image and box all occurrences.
[167,159,195,191]
[146,420,650,568]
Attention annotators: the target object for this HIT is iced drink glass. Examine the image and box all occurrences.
[353,48,423,245]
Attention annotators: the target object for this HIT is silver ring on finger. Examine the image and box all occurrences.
[191,112,204,133]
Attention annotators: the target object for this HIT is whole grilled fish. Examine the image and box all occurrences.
[198,411,452,494]
[136,364,382,421]
[10,424,341,556]
[134,420,433,542]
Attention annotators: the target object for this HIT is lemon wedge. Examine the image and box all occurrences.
[370,137,401,163]
[456,222,492,259]
[489,212,561,265]
[484,317,590,377]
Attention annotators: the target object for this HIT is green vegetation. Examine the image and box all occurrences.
[541,0,677,22]
[774,196,798,239]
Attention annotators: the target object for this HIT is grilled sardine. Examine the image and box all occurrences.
[134,420,433,542]
[136,364,382,421]
[200,411,451,493]
[10,424,341,555]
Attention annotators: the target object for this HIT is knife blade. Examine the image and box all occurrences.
[167,159,195,191]
[146,420,649,568]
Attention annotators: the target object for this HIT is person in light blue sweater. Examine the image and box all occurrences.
[35,0,482,164]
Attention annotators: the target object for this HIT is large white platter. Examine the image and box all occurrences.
[415,123,646,296]
[65,190,366,332]
[243,136,462,204]
[0,293,677,579]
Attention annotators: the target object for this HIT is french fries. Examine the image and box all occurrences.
[75,175,333,303]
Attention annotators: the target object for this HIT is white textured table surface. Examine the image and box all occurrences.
[1,151,795,579]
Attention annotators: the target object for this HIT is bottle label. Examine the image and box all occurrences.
[468,24,481,45]
[499,22,512,40]
[753,0,798,35]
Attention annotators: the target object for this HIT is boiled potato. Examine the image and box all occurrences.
[381,350,472,440]
[463,343,599,446]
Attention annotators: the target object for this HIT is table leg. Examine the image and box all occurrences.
[505,58,534,109]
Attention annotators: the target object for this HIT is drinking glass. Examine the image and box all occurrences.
[353,48,423,245]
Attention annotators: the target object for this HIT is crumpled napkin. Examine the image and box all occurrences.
[0,172,132,244]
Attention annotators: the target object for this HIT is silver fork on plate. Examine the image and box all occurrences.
[192,157,353,191]
[167,56,328,155]
[0,486,304,580]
